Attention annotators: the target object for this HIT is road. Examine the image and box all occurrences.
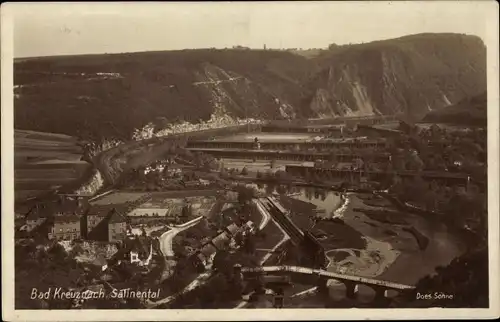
[265,196,304,245]
[235,198,291,309]
[253,199,271,231]
[193,76,243,86]
[159,216,204,258]
[145,271,213,308]
[149,196,292,309]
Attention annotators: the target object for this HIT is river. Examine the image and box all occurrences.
[252,184,465,306]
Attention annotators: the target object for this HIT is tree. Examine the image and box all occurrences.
[237,186,255,205]
[213,250,232,277]
[241,167,249,176]
[265,183,275,195]
[242,234,256,254]
[181,200,192,219]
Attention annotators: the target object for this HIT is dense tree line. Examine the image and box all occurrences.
[392,246,488,308]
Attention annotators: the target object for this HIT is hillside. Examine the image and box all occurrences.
[421,92,487,126]
[14,130,92,203]
[14,49,316,141]
[301,33,486,120]
[14,33,486,141]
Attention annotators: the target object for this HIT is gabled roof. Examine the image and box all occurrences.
[26,203,55,220]
[226,223,239,235]
[108,209,127,224]
[87,205,114,217]
[212,232,230,250]
[200,243,217,257]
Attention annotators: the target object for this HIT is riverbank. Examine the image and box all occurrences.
[330,193,464,285]
[318,193,401,279]
[284,187,464,292]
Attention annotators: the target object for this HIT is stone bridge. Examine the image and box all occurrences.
[241,265,415,301]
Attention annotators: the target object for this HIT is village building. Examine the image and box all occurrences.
[108,209,128,242]
[23,196,90,239]
[197,243,217,265]
[123,235,153,266]
[48,215,81,240]
[225,223,240,236]
[25,204,51,233]
[84,207,128,242]
[212,231,231,250]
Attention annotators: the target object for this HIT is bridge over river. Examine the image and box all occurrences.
[239,264,415,304]
[243,197,416,303]
[241,265,414,291]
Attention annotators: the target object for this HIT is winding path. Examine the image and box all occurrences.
[235,198,291,308]
[145,271,213,308]
[159,216,204,258]
[254,198,271,231]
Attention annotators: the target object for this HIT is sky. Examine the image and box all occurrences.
[10,1,493,58]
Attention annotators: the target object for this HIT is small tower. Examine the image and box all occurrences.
[264,44,267,50]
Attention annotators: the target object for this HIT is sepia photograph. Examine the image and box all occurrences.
[1,1,499,321]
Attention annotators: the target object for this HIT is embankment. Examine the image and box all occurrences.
[94,124,262,187]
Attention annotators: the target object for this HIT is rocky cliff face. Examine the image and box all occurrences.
[72,169,104,195]
[14,33,486,141]
[301,33,486,120]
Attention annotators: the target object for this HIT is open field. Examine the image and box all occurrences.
[14,190,50,201]
[370,122,401,130]
[15,160,90,169]
[15,181,73,192]
[15,168,86,180]
[14,129,92,203]
[148,190,220,201]
[91,190,219,218]
[15,129,79,142]
[90,191,149,206]
[130,196,217,218]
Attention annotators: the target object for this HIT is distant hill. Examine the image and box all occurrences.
[421,92,487,126]
[14,33,486,141]
[289,48,325,59]
[15,49,316,141]
[301,33,486,120]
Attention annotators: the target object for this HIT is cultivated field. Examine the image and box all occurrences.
[14,130,91,203]
[90,192,149,206]
[148,190,220,200]
[130,195,217,218]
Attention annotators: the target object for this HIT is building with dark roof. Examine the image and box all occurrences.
[24,196,89,237]
[200,243,217,260]
[212,232,231,250]
[48,215,81,240]
[25,203,52,232]
[84,207,128,242]
[225,223,239,236]
[108,209,127,242]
